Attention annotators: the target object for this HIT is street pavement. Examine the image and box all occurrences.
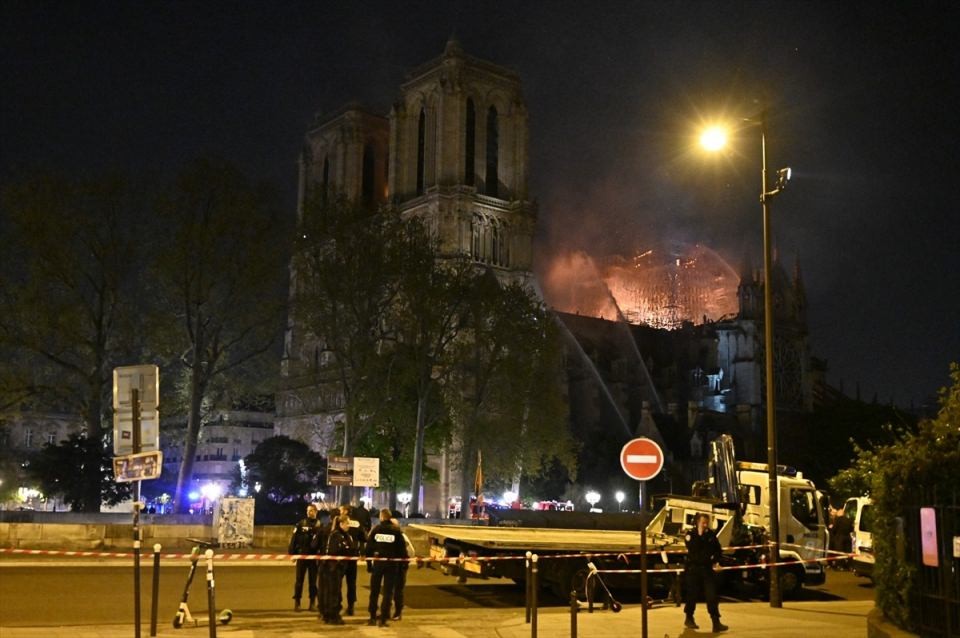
[0,556,875,638]
[0,600,875,638]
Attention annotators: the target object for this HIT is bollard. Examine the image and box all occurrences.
[569,589,578,638]
[641,526,648,638]
[133,500,142,638]
[586,564,595,613]
[205,549,217,638]
[150,543,161,637]
[525,551,532,623]
[530,554,539,638]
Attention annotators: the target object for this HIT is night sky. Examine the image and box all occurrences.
[3,2,958,408]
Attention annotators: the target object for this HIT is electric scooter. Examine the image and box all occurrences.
[172,545,233,629]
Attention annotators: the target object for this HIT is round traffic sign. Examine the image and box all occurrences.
[620,437,664,481]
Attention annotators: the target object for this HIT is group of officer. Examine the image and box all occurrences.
[292,504,728,631]
[289,502,413,627]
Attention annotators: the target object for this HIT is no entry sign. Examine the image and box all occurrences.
[620,437,664,481]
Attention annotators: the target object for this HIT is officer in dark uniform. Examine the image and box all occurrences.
[288,503,324,612]
[337,504,365,615]
[683,512,728,632]
[320,514,357,625]
[365,508,406,627]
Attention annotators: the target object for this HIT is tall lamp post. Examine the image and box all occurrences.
[700,114,791,607]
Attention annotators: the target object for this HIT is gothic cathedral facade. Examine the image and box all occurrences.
[277,41,536,485]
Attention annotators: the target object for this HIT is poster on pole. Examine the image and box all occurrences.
[353,457,380,488]
[327,456,353,486]
[215,497,255,548]
[113,451,163,482]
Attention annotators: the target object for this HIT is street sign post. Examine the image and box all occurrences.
[327,456,381,487]
[113,451,164,482]
[619,437,664,481]
[112,363,159,638]
[113,365,160,455]
[619,436,663,638]
[353,457,380,488]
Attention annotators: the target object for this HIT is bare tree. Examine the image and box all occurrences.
[152,158,287,513]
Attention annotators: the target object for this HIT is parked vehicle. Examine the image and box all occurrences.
[414,435,828,598]
[843,496,874,580]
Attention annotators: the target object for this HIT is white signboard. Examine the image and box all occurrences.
[113,409,160,455]
[112,364,160,455]
[353,457,380,488]
[215,498,255,548]
[113,365,159,411]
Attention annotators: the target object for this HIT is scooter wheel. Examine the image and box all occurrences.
[218,610,233,625]
[173,615,183,629]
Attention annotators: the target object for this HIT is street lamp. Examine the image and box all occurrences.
[700,113,790,608]
[615,491,625,512]
[585,490,601,512]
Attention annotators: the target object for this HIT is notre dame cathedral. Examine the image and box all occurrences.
[276,40,822,514]
[276,39,538,498]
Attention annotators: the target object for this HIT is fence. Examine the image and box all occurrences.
[904,485,959,637]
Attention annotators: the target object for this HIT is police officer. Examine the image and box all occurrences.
[683,512,728,632]
[365,508,406,627]
[337,504,365,615]
[288,503,324,612]
[390,517,416,621]
[320,514,356,625]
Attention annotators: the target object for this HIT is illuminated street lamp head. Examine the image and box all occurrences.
[700,125,728,152]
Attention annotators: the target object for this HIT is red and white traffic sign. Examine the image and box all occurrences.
[620,437,664,481]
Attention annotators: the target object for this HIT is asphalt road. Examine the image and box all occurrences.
[0,558,873,628]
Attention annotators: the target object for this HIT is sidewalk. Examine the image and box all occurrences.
[0,600,873,638]
[497,600,874,638]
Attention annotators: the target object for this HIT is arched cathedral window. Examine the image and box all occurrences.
[417,108,426,196]
[486,106,499,197]
[362,143,375,205]
[322,156,330,201]
[465,99,476,186]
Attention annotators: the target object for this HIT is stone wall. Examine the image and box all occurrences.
[0,522,429,553]
[0,523,290,551]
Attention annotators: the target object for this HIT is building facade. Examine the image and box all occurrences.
[277,40,537,501]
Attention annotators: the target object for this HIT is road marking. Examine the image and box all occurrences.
[626,454,658,464]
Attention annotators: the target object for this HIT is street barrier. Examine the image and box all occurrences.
[0,542,854,569]
[151,543,161,637]
[569,588,578,638]
[205,550,216,638]
[525,551,532,624]
[530,553,539,638]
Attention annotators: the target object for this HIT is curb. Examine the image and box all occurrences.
[867,607,919,638]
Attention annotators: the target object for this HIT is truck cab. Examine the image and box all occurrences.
[737,462,829,589]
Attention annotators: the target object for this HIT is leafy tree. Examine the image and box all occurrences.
[292,193,405,460]
[152,158,288,513]
[26,432,130,509]
[0,172,140,510]
[829,363,960,631]
[389,235,474,516]
[233,435,326,523]
[447,277,576,510]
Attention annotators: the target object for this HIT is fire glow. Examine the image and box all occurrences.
[541,243,740,329]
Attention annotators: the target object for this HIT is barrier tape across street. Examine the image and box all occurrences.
[0,541,831,567]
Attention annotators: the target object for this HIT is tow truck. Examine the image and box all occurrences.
[413,435,827,598]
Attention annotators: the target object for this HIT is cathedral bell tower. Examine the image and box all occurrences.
[388,38,535,282]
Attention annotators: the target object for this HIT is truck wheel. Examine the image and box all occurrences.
[779,566,803,598]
